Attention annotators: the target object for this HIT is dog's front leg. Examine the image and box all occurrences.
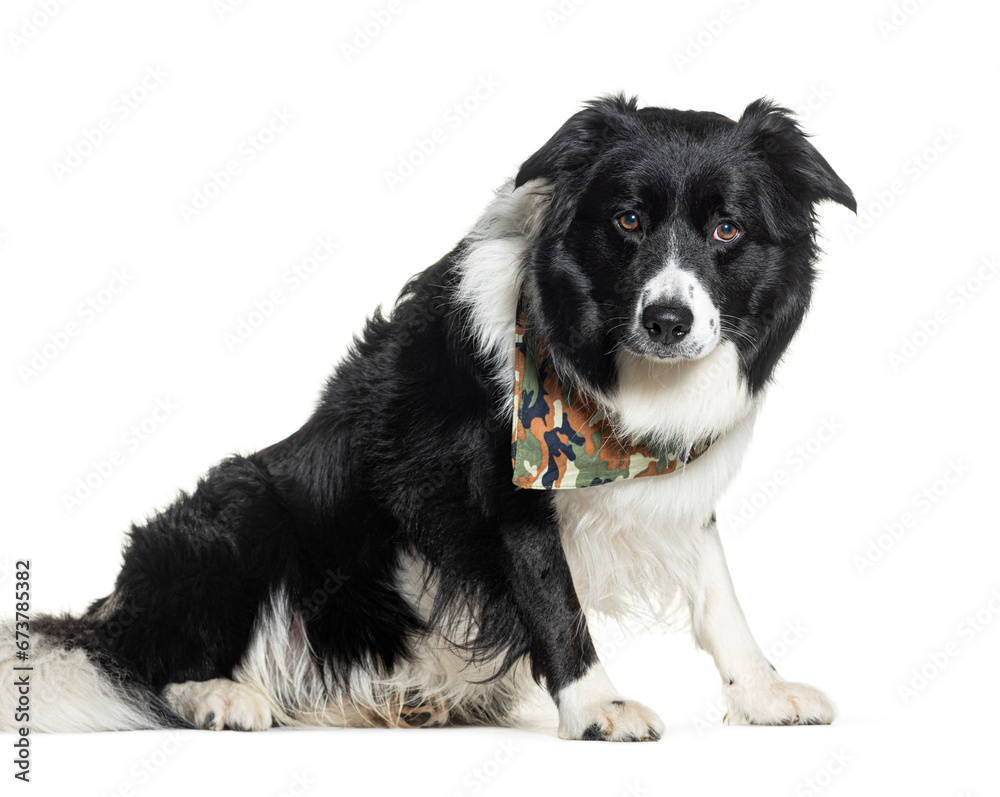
[680,515,835,726]
[501,491,663,741]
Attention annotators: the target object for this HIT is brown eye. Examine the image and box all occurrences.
[713,221,739,242]
[618,212,640,232]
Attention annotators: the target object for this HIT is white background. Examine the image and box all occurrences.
[2,0,998,795]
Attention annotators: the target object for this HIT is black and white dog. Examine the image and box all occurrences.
[4,96,854,740]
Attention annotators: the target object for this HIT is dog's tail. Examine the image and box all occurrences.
[0,612,187,733]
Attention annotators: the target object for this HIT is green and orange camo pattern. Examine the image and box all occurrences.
[511,298,712,490]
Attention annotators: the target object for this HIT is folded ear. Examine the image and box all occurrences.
[739,98,856,213]
[515,94,639,188]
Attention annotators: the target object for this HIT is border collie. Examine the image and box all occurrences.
[3,95,854,740]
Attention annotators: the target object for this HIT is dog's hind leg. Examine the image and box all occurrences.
[163,678,273,731]
[92,456,292,696]
[357,690,451,729]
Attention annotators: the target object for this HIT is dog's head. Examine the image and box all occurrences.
[515,95,855,397]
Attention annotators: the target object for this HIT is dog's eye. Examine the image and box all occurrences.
[617,212,640,232]
[713,222,739,242]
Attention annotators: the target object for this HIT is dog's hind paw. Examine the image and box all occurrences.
[363,691,451,728]
[164,678,273,731]
[398,693,450,728]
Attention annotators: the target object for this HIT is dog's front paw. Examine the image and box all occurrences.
[164,678,273,731]
[724,675,834,726]
[558,698,664,742]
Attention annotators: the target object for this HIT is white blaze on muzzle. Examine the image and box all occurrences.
[636,256,721,360]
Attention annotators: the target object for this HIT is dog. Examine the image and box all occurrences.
[3,95,854,739]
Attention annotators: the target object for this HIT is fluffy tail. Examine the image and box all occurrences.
[0,613,187,733]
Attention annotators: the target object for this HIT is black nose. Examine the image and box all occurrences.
[641,304,693,344]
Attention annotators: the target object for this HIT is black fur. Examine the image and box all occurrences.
[515,94,854,395]
[86,247,593,715]
[32,614,189,728]
[44,95,852,731]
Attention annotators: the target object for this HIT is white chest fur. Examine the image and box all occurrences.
[454,180,762,623]
[555,389,759,622]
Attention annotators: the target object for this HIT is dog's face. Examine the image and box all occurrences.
[516,96,855,396]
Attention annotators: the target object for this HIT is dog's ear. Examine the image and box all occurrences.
[739,98,856,213]
[515,94,638,188]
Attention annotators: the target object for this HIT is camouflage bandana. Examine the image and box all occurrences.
[511,296,713,490]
